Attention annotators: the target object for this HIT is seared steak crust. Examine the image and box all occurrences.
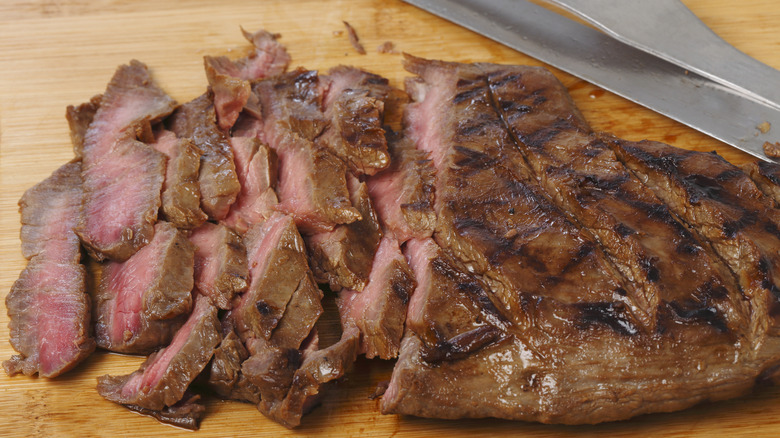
[151,130,207,229]
[743,160,780,208]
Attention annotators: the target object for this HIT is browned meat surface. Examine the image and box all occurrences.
[151,129,207,229]
[124,393,206,431]
[92,222,194,354]
[190,222,248,310]
[208,327,260,403]
[221,136,278,233]
[366,129,436,242]
[338,236,414,359]
[205,29,290,131]
[5,161,95,378]
[66,94,101,158]
[743,159,780,208]
[306,176,383,291]
[609,138,780,342]
[483,63,748,336]
[97,295,220,417]
[167,93,241,220]
[317,66,393,175]
[253,69,360,233]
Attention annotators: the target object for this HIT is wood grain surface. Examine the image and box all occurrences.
[2,0,780,436]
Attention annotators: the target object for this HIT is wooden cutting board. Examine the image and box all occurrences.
[2,0,779,435]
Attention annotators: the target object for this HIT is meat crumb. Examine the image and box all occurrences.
[758,121,772,134]
[343,21,366,55]
[368,381,390,400]
[377,41,397,54]
[763,141,780,159]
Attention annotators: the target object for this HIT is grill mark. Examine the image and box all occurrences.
[615,223,636,238]
[453,86,483,104]
[421,325,503,363]
[574,302,638,336]
[485,71,522,88]
[665,301,728,333]
[639,256,660,282]
[722,213,758,239]
[430,257,510,324]
[453,145,500,170]
[757,161,780,185]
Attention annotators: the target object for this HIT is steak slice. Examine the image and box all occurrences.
[151,129,207,229]
[306,176,383,291]
[609,138,780,341]
[366,129,436,242]
[483,63,748,336]
[5,161,95,378]
[221,136,279,234]
[205,29,290,131]
[317,66,393,176]
[190,222,248,310]
[66,94,101,158]
[743,160,780,208]
[97,294,220,414]
[167,93,241,220]
[338,236,414,359]
[254,68,360,233]
[93,221,194,354]
[124,393,206,430]
[208,326,261,403]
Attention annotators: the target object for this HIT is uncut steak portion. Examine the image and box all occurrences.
[317,66,394,176]
[306,176,383,291]
[366,129,436,242]
[97,295,220,423]
[609,138,780,340]
[190,222,248,310]
[482,64,748,337]
[168,93,241,220]
[93,222,194,354]
[338,236,414,359]
[254,68,360,233]
[5,161,95,378]
[151,129,207,229]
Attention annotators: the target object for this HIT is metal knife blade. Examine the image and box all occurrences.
[402,0,780,160]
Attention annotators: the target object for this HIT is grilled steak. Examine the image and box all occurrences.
[743,160,780,208]
[208,326,261,403]
[306,175,383,291]
[5,161,95,378]
[190,222,248,310]
[124,393,206,430]
[366,129,436,242]
[66,94,101,157]
[97,295,220,415]
[92,221,194,354]
[253,68,360,233]
[167,93,241,220]
[338,236,414,359]
[151,129,207,229]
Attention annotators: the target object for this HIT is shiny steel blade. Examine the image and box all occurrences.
[403,0,780,161]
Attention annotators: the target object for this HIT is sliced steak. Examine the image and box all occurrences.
[338,236,414,359]
[66,94,101,158]
[190,222,248,310]
[306,176,383,291]
[124,393,206,430]
[205,29,290,131]
[167,93,241,220]
[483,63,748,336]
[97,295,220,414]
[208,326,260,403]
[365,129,436,242]
[151,129,207,229]
[5,161,95,378]
[743,160,780,208]
[221,136,278,234]
[254,68,360,233]
[93,221,194,354]
[317,66,393,175]
[609,137,780,341]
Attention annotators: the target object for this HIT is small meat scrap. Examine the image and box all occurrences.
[764,141,780,159]
[5,161,95,378]
[97,295,221,429]
[377,41,397,54]
[343,21,366,55]
[151,129,207,229]
[190,222,249,310]
[93,222,194,354]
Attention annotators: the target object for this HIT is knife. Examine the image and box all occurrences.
[402,0,780,161]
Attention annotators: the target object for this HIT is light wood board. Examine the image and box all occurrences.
[1,0,780,436]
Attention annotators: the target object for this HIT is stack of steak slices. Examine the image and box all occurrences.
[8,28,780,432]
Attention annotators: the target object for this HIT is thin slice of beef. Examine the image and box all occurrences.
[97,294,220,413]
[221,136,278,234]
[205,29,290,131]
[151,129,207,229]
[190,222,248,310]
[5,161,95,378]
[124,392,206,430]
[167,93,241,220]
[482,63,748,337]
[317,66,393,175]
[365,129,436,242]
[306,176,383,291]
[338,236,414,359]
[66,94,101,158]
[609,137,780,340]
[743,160,780,208]
[253,69,360,233]
[258,329,359,429]
[93,221,194,354]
